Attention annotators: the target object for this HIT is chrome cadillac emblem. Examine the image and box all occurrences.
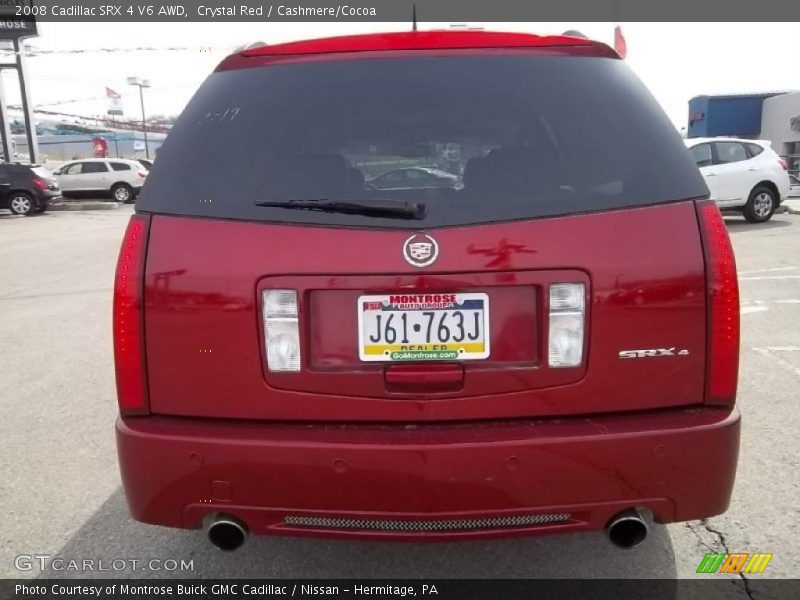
[403,233,439,267]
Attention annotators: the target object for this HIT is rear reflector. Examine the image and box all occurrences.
[696,200,739,404]
[113,216,150,415]
[263,289,301,372]
[548,283,585,368]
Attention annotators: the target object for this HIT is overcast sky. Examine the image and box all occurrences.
[3,22,799,130]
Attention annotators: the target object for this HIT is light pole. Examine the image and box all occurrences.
[127,76,151,159]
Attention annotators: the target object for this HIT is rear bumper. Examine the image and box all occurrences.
[40,196,57,208]
[35,189,59,206]
[117,406,740,541]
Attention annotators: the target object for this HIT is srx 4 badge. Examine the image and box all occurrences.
[619,348,690,359]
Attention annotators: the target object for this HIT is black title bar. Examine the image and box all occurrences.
[5,579,800,600]
[2,0,800,22]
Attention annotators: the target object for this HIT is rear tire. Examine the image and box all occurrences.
[112,183,133,203]
[8,192,36,216]
[743,186,776,223]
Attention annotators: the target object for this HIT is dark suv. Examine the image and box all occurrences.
[114,31,740,550]
[0,163,59,215]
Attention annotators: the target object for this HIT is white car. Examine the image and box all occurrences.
[53,158,147,203]
[684,138,790,222]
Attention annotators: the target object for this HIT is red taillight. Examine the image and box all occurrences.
[778,157,789,171]
[32,176,48,191]
[137,171,148,178]
[696,200,739,405]
[113,216,150,415]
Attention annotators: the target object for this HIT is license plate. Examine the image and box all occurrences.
[358,292,490,362]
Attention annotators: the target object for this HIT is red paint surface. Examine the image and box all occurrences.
[217,30,619,71]
[117,407,740,540]
[142,202,708,422]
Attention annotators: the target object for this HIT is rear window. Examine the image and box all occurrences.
[139,54,707,228]
[32,166,54,179]
[0,164,31,174]
[714,142,748,164]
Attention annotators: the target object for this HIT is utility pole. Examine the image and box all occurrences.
[127,76,151,159]
[0,70,13,161]
[15,39,39,163]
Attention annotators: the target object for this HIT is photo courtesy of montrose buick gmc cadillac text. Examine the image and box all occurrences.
[114,30,740,551]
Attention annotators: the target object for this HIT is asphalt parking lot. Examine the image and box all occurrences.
[1,205,798,582]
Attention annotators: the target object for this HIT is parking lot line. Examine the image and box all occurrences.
[739,275,800,281]
[738,266,797,275]
[752,347,800,378]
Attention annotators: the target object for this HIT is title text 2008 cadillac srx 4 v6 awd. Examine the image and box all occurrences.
[114,30,740,550]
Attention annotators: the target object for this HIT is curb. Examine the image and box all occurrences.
[47,201,121,211]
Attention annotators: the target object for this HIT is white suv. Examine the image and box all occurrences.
[53,158,147,203]
[684,138,790,222]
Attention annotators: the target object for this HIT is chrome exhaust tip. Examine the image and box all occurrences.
[207,514,248,551]
[606,508,648,548]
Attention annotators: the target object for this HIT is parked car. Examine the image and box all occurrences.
[0,163,60,215]
[53,158,146,203]
[789,173,800,198]
[684,137,790,222]
[368,167,460,190]
[115,30,740,550]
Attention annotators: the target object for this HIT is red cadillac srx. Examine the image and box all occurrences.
[114,31,740,550]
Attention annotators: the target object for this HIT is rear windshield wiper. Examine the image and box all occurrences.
[254,198,426,220]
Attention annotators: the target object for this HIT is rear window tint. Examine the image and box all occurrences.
[139,54,707,228]
[110,162,132,171]
[714,142,748,164]
[0,164,31,174]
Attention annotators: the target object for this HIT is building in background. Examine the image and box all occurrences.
[6,115,167,163]
[11,131,166,163]
[688,91,800,176]
[761,93,800,176]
